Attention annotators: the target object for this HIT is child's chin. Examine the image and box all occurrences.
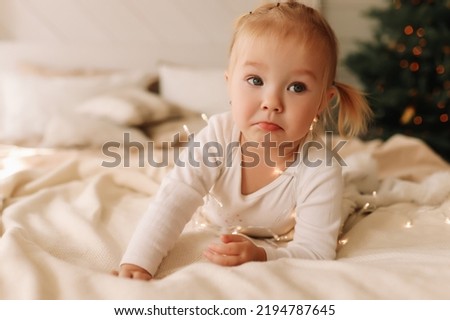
[241,131,289,146]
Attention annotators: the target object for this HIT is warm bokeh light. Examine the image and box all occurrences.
[413,116,423,125]
[412,46,422,56]
[400,59,409,68]
[404,25,414,35]
[409,62,420,72]
[416,27,425,37]
[436,65,445,75]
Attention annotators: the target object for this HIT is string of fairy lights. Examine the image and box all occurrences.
[182,113,449,249]
[338,195,450,248]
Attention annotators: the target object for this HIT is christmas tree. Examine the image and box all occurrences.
[345,0,450,161]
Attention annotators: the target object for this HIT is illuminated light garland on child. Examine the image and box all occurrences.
[184,113,298,243]
[184,115,450,250]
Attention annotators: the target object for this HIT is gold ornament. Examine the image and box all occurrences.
[400,106,416,124]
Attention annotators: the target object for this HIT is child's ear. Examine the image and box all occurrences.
[327,86,337,101]
[318,86,337,114]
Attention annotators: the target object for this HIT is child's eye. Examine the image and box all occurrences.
[247,76,263,86]
[288,82,307,93]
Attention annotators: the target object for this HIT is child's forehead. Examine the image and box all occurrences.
[229,34,327,81]
[229,32,332,83]
[231,33,324,64]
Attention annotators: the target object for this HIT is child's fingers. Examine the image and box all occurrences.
[132,271,153,281]
[203,248,242,266]
[119,270,152,281]
[208,242,241,256]
[116,267,153,281]
[220,234,249,243]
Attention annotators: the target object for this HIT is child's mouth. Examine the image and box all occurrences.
[257,122,282,132]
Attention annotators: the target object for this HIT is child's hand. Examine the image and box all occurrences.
[203,234,267,266]
[112,263,153,281]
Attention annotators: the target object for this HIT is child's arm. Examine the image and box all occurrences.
[118,114,229,278]
[203,234,266,266]
[265,162,343,261]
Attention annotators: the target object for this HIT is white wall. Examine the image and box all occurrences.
[0,0,268,71]
[323,0,385,86]
[0,0,381,79]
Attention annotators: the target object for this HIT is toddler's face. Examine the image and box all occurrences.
[227,36,332,148]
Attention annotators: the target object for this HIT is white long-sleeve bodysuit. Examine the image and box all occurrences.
[121,112,343,276]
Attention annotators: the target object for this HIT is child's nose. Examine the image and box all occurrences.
[261,92,283,112]
[262,104,282,112]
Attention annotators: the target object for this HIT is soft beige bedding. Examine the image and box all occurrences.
[0,135,449,299]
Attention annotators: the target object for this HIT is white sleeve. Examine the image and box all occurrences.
[120,117,225,275]
[264,161,343,261]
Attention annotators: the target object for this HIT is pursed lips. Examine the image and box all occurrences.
[256,121,283,132]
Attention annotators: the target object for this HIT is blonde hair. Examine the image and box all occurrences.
[229,0,372,137]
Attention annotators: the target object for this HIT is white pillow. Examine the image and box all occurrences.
[40,112,149,148]
[75,88,172,126]
[0,69,154,145]
[158,63,229,116]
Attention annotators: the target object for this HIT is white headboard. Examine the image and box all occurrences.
[0,0,321,72]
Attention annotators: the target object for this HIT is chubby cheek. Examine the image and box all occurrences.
[291,121,311,141]
[231,103,252,133]
[230,87,257,129]
[287,103,319,141]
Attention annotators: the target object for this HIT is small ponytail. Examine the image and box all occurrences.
[326,81,373,137]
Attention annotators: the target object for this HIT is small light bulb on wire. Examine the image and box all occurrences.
[201,113,209,123]
[182,124,191,136]
[274,167,283,176]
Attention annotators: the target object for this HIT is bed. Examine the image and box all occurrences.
[1,1,450,300]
